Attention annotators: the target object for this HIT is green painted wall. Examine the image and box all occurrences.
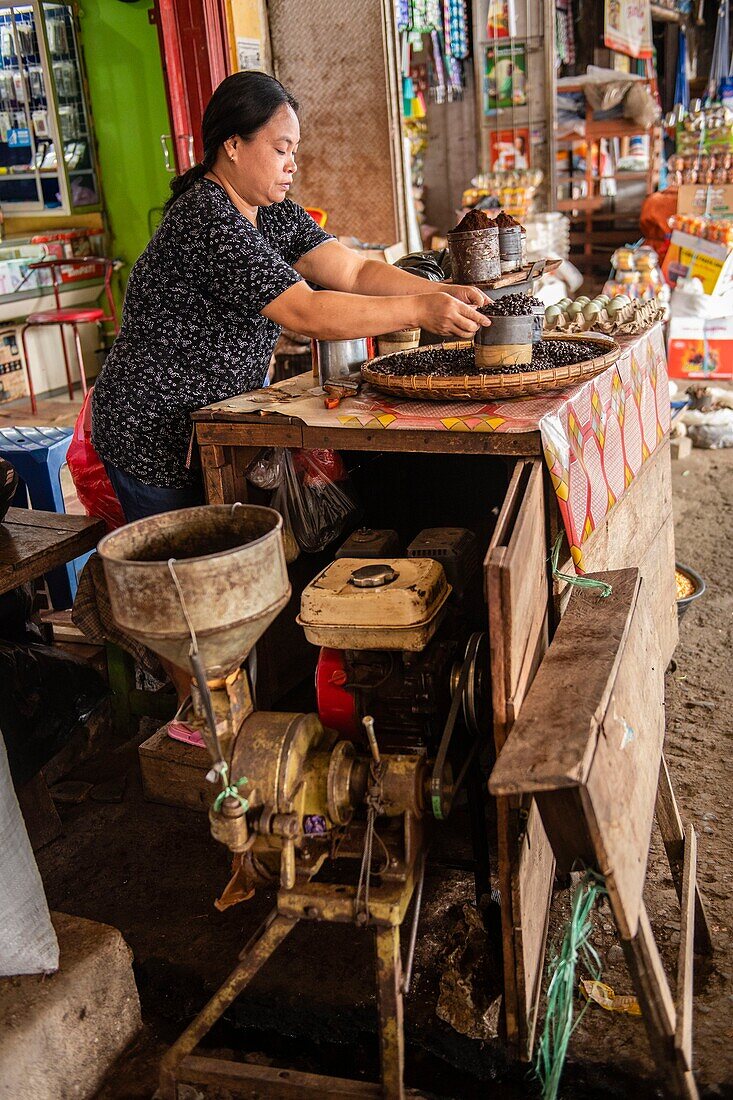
[78,1,171,281]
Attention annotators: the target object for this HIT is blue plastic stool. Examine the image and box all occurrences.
[0,426,88,608]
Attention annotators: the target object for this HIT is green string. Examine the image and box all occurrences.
[551,533,613,598]
[535,871,607,1100]
[212,762,249,814]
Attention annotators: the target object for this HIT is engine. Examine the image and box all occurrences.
[300,527,487,756]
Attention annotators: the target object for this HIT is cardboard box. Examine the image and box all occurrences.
[667,313,733,380]
[138,726,211,813]
[662,230,733,295]
[677,184,733,216]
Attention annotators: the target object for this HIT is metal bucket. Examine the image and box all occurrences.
[474,313,534,371]
[498,226,523,273]
[447,226,500,284]
[98,504,291,676]
[314,338,370,387]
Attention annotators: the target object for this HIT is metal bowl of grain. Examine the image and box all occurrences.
[675,563,705,620]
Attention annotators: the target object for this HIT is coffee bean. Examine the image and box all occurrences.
[369,339,604,380]
[481,293,542,318]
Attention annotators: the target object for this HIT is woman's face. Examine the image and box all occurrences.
[224,104,300,207]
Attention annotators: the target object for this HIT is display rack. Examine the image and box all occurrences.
[555,81,661,267]
[0,2,100,215]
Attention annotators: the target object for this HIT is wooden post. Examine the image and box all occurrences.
[375,924,405,1100]
[656,756,713,957]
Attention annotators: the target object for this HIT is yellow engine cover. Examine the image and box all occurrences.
[297,557,451,651]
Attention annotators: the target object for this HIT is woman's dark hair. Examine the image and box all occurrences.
[164,72,298,212]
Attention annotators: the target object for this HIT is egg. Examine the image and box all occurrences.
[595,295,610,305]
[614,295,630,308]
[575,296,590,306]
[567,301,584,317]
[544,305,561,328]
[558,298,572,309]
[582,301,601,322]
[607,299,625,315]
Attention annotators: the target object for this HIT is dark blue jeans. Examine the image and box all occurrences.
[104,461,204,523]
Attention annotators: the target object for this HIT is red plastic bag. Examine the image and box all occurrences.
[66,389,126,532]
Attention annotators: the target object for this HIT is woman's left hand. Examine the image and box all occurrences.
[443,284,492,308]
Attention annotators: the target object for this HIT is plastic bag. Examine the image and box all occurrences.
[681,407,733,449]
[271,449,358,554]
[66,388,126,532]
[0,736,59,976]
[623,82,661,129]
[246,447,285,491]
[1,641,107,787]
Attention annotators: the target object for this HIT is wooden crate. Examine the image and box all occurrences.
[138,726,212,813]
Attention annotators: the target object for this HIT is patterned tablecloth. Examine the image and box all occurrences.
[207,324,669,571]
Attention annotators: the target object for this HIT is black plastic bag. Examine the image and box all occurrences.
[1,643,107,786]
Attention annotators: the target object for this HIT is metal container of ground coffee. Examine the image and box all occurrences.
[498,226,523,273]
[447,226,500,284]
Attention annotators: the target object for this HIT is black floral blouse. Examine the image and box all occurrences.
[92,179,331,487]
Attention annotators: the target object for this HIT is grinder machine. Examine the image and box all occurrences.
[99,504,490,1100]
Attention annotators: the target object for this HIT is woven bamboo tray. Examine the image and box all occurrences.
[361,333,621,402]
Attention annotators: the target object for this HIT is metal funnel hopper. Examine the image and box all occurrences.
[98,505,291,677]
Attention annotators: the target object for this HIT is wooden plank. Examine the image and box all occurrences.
[621,905,698,1100]
[178,1055,425,1098]
[492,569,665,940]
[196,418,540,456]
[486,457,554,1059]
[623,903,676,1031]
[4,507,103,534]
[0,513,103,596]
[583,577,665,939]
[196,421,305,447]
[487,461,549,751]
[514,800,555,1054]
[16,772,63,851]
[490,570,641,796]
[500,464,548,711]
[676,824,696,1071]
[301,426,541,457]
[486,461,530,745]
[656,756,713,957]
[553,441,677,666]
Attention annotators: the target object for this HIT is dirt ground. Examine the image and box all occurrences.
[33,444,733,1100]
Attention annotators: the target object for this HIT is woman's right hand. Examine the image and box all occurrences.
[416,292,492,339]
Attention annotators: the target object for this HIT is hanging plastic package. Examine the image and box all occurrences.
[246,447,285,491]
[66,388,126,532]
[271,449,359,555]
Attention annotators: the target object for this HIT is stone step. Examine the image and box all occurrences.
[0,912,141,1100]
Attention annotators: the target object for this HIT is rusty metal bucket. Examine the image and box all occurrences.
[98,505,290,676]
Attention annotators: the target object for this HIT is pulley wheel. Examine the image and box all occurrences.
[462,632,489,737]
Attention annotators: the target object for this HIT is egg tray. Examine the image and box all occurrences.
[545,298,667,338]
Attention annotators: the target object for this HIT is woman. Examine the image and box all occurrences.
[92,71,490,522]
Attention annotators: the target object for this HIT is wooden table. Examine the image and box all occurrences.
[191,339,678,1066]
[0,508,104,597]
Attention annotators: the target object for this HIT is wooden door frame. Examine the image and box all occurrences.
[154,0,231,172]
